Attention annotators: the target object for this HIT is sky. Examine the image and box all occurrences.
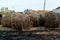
[0,0,60,12]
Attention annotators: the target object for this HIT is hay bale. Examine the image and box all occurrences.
[2,13,33,31]
[2,13,12,27]
[38,12,45,26]
[27,12,45,27]
[44,11,59,28]
[28,13,40,27]
[55,13,60,27]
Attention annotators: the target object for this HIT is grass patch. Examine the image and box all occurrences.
[0,25,15,31]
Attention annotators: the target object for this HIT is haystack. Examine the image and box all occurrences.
[2,13,33,31]
[27,12,45,27]
[44,11,59,28]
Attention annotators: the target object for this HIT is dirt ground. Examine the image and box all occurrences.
[0,25,60,40]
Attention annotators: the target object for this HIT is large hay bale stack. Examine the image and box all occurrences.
[44,11,59,28]
[29,13,40,27]
[1,13,12,27]
[2,13,33,31]
[37,12,45,26]
[27,12,45,27]
[55,13,60,27]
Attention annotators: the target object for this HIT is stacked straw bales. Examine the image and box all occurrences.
[2,13,33,31]
[26,12,45,27]
[45,11,59,28]
[2,11,60,31]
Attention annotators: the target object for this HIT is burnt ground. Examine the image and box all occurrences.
[0,27,60,40]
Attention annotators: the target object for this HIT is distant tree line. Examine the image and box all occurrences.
[0,7,15,15]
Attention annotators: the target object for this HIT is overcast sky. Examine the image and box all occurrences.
[0,0,60,11]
